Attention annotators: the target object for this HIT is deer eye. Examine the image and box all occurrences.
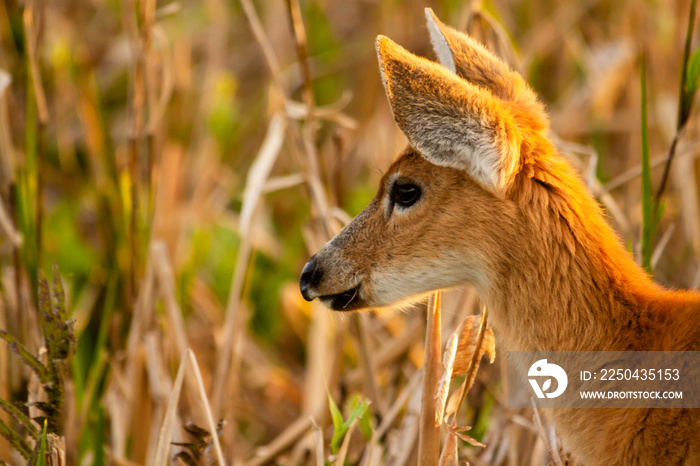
[392,182,421,208]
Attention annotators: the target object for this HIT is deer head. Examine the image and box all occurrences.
[298,9,565,314]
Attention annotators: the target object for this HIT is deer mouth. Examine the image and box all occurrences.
[319,285,363,311]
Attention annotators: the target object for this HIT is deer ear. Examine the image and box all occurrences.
[376,35,521,193]
[424,8,545,122]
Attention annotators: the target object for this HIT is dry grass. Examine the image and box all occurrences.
[0,0,698,464]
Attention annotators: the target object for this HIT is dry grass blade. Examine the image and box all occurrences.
[125,256,156,361]
[452,313,495,377]
[238,0,285,94]
[435,327,459,427]
[245,417,312,466]
[355,316,386,417]
[375,369,422,439]
[0,71,10,101]
[601,144,700,193]
[211,113,286,414]
[22,6,49,124]
[0,199,22,247]
[282,0,335,235]
[311,417,324,466]
[438,429,458,466]
[445,308,491,432]
[109,256,156,461]
[142,0,158,147]
[185,351,225,465]
[530,399,564,466]
[651,223,676,268]
[450,425,485,448]
[388,386,421,466]
[0,70,14,187]
[146,26,175,134]
[346,314,424,387]
[285,94,358,130]
[286,0,314,111]
[418,291,442,465]
[262,174,305,194]
[333,418,358,466]
[153,349,188,465]
[141,332,170,461]
[239,114,286,235]
[300,301,334,418]
[360,433,379,466]
[152,242,189,356]
[439,309,492,465]
[673,139,700,254]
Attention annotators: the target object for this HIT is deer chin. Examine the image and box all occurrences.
[318,285,365,311]
[319,284,434,313]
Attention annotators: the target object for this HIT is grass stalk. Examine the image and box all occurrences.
[639,54,655,273]
[418,292,442,465]
[185,351,225,465]
[210,114,285,415]
[238,0,285,94]
[153,349,187,465]
[122,0,147,306]
[354,316,387,417]
[0,418,31,459]
[0,329,49,381]
[654,0,697,208]
[334,419,358,466]
[23,4,46,289]
[286,0,315,112]
[449,307,488,428]
[0,398,40,439]
[0,70,15,190]
[245,417,313,466]
[35,420,47,466]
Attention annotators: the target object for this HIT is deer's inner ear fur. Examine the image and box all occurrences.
[376,35,521,194]
[425,11,456,74]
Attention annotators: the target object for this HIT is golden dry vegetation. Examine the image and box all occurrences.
[0,0,698,464]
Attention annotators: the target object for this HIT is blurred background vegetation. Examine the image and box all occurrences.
[0,0,698,464]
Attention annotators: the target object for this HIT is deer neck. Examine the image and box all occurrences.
[485,156,657,353]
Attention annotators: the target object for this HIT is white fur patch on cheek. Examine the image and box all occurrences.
[365,256,491,308]
[371,269,445,306]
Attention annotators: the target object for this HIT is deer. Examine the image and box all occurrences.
[298,8,700,465]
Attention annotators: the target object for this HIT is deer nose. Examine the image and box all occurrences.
[299,258,322,301]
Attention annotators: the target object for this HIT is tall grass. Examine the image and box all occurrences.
[0,0,698,464]
[639,55,655,273]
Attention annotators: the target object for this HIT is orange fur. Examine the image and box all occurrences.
[300,10,700,465]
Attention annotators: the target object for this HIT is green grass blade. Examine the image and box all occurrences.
[33,420,48,466]
[678,0,698,127]
[684,46,700,109]
[343,398,369,431]
[640,55,655,274]
[347,394,373,440]
[328,394,345,454]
